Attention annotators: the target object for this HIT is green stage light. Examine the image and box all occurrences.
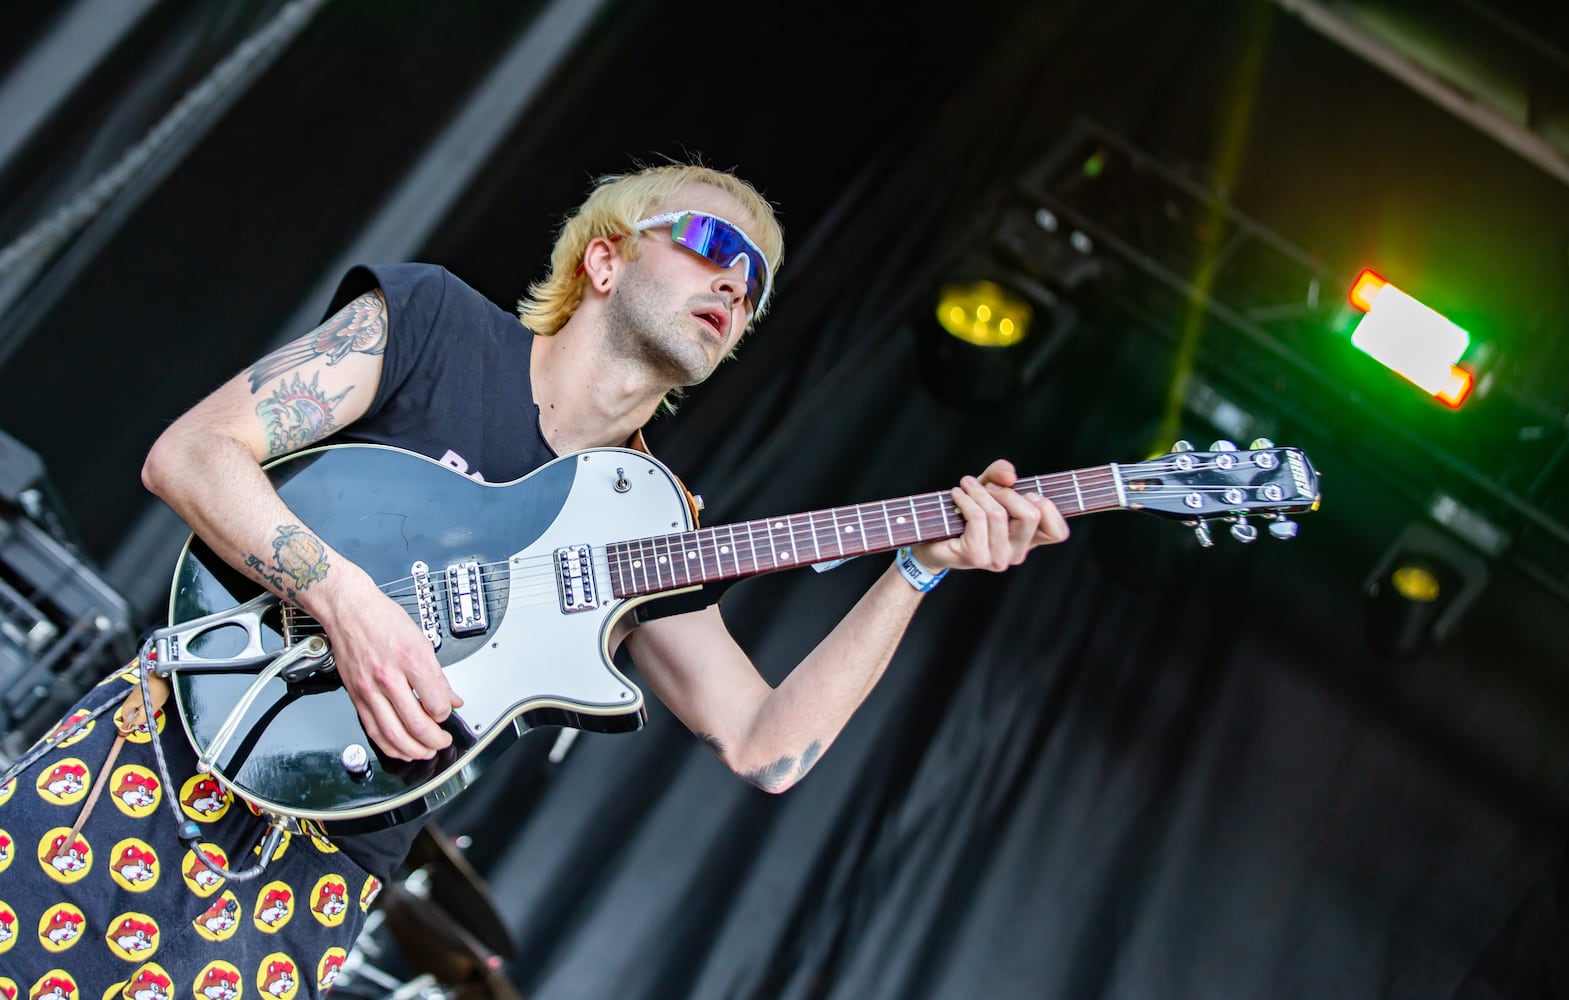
[1347,270,1474,408]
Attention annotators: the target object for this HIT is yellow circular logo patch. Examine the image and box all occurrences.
[105,912,160,962]
[253,881,295,933]
[317,948,348,991]
[309,874,350,927]
[45,710,94,749]
[360,874,382,912]
[0,900,17,954]
[36,904,85,954]
[0,828,14,875]
[109,838,160,893]
[36,828,92,884]
[193,960,242,1000]
[109,765,162,819]
[35,758,90,807]
[191,890,241,943]
[256,954,299,1000]
[181,843,229,897]
[118,963,173,1000]
[178,774,231,823]
[28,971,77,1000]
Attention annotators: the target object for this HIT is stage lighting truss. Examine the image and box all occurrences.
[1010,117,1569,608]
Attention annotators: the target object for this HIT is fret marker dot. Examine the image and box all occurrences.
[632,560,642,569]
[843,526,855,533]
[720,545,730,554]
[773,521,784,529]
[687,551,696,560]
[779,550,792,560]
[896,516,906,524]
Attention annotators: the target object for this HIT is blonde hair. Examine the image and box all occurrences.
[518,162,784,336]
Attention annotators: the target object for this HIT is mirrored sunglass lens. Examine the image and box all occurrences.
[671,214,767,308]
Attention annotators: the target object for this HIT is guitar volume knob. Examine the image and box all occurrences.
[341,743,373,780]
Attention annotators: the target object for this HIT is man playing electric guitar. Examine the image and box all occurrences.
[0,162,1066,994]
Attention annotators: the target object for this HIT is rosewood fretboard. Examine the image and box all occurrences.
[605,465,1126,598]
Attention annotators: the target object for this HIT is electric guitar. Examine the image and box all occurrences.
[157,441,1319,832]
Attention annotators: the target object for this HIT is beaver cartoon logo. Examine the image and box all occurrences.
[36,828,92,884]
[0,829,13,874]
[0,975,16,999]
[37,904,85,953]
[46,710,94,748]
[360,874,382,912]
[119,965,172,1000]
[109,766,161,819]
[192,891,241,943]
[0,776,15,806]
[193,961,241,1000]
[104,913,160,961]
[110,839,160,893]
[178,775,230,823]
[317,949,347,990]
[112,702,165,744]
[253,882,293,932]
[310,875,349,927]
[182,843,229,896]
[27,973,75,1000]
[35,760,90,807]
[0,903,17,953]
[256,955,298,1000]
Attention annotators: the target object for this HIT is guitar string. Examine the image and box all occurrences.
[327,479,1279,604]
[293,464,1291,605]
[277,466,1299,634]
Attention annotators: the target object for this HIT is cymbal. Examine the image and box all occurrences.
[379,881,521,1000]
[405,821,517,961]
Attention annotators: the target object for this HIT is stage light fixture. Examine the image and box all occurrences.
[1364,521,1490,659]
[917,272,1076,407]
[1345,269,1475,408]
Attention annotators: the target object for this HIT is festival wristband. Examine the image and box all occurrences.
[894,546,948,593]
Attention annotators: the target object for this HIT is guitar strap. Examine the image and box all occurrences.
[628,427,702,527]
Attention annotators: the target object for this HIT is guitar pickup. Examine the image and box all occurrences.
[554,544,599,614]
[445,561,488,637]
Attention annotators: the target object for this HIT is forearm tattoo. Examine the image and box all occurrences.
[247,291,388,392]
[256,371,351,457]
[243,524,330,602]
[741,739,824,791]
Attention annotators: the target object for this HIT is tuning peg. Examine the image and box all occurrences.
[1249,437,1275,450]
[1229,520,1258,543]
[1170,440,1194,453]
[1209,439,1237,452]
[1192,521,1214,548]
[1267,516,1298,540]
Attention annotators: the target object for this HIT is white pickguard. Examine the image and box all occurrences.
[440,450,695,734]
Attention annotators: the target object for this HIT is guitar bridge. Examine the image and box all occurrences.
[445,561,489,637]
[554,544,600,614]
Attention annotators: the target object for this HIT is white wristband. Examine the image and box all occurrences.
[894,546,948,593]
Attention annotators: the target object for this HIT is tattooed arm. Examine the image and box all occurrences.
[141,290,462,761]
[623,464,1066,793]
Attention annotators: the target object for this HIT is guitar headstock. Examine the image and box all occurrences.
[1120,439,1319,545]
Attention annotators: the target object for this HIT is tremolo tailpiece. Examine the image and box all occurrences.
[141,594,336,776]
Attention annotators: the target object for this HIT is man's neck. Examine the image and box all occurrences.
[530,319,669,455]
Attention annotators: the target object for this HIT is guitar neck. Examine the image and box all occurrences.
[606,464,1125,598]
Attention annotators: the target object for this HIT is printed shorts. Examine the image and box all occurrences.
[0,662,380,999]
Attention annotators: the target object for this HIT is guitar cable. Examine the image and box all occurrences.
[138,659,292,883]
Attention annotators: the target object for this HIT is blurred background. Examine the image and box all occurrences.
[1,0,1566,996]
